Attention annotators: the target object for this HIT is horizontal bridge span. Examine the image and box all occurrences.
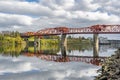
[21,24,120,36]
[22,52,106,66]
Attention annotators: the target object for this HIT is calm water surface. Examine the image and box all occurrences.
[0,43,119,80]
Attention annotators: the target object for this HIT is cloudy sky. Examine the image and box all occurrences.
[0,0,119,32]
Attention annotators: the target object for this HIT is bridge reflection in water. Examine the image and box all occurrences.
[20,25,120,66]
[22,44,106,66]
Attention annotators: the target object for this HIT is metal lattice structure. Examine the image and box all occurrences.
[22,25,120,37]
[23,52,106,66]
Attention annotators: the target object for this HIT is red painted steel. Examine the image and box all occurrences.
[23,52,106,66]
[22,25,120,37]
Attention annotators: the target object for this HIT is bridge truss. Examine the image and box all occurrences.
[22,25,120,37]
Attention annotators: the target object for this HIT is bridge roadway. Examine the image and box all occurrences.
[21,25,120,37]
[22,52,106,66]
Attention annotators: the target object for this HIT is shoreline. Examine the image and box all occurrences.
[95,48,120,80]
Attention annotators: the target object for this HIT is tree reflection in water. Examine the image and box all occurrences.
[0,43,108,66]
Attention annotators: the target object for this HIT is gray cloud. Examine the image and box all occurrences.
[94,0,120,16]
[0,1,52,17]
[0,0,119,39]
[0,55,99,80]
[0,13,33,27]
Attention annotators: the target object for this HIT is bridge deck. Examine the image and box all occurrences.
[21,25,120,37]
[22,52,106,66]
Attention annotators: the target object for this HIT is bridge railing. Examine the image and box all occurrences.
[21,25,120,36]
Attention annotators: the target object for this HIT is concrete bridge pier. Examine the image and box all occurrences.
[93,33,99,57]
[34,36,41,46]
[22,37,29,52]
[37,38,41,51]
[61,34,67,47]
[34,36,40,53]
[24,38,29,44]
[61,45,67,57]
[60,34,67,57]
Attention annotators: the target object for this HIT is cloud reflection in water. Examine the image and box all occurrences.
[0,55,100,80]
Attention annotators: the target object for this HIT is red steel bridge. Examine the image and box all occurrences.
[22,52,106,66]
[21,25,120,36]
[21,24,120,58]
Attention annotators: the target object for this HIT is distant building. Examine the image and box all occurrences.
[108,40,120,44]
[87,37,93,41]
[99,37,110,44]
[2,31,12,35]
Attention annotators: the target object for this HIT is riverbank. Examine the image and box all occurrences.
[95,48,120,80]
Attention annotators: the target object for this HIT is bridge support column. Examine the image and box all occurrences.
[34,36,40,53]
[34,36,40,46]
[61,34,67,47]
[61,34,67,58]
[24,38,28,44]
[93,33,99,57]
[24,37,29,47]
[23,37,29,52]
[61,45,67,57]
[37,38,41,50]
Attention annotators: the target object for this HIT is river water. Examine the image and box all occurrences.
[0,43,119,80]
